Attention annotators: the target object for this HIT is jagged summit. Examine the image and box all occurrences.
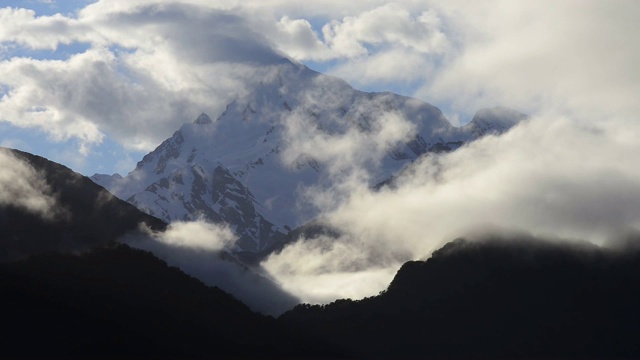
[193,113,213,124]
[463,106,528,137]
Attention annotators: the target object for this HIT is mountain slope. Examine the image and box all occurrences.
[280,237,640,358]
[462,106,528,137]
[0,148,166,261]
[0,243,329,357]
[0,147,298,316]
[5,215,638,358]
[124,234,300,316]
[93,61,526,252]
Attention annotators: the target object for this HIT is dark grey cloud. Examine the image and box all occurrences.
[100,3,285,65]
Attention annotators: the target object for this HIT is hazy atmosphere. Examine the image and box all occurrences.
[2,0,640,311]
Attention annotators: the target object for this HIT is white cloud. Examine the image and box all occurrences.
[0,2,288,154]
[280,100,416,177]
[265,2,448,65]
[3,0,638,159]
[258,0,640,124]
[329,116,640,249]
[321,3,447,58]
[273,16,332,61]
[418,0,640,121]
[0,1,453,159]
[262,234,398,303]
[329,48,435,87]
[275,86,420,219]
[264,114,640,303]
[147,220,236,251]
[0,7,90,50]
[0,148,59,218]
[0,49,109,153]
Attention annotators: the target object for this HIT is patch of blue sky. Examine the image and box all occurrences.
[109,45,138,73]
[0,83,11,98]
[0,121,143,176]
[303,58,338,77]
[3,0,97,17]
[0,122,41,152]
[87,136,145,176]
[306,57,422,99]
[0,122,86,172]
[2,41,92,61]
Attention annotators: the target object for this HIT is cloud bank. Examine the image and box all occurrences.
[3,1,638,159]
[263,114,640,304]
[0,2,286,154]
[419,0,640,121]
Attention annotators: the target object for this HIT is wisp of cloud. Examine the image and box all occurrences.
[0,148,59,219]
[123,220,299,316]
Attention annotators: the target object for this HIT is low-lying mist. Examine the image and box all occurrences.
[262,114,640,304]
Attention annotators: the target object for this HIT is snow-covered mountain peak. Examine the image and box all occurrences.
[463,106,528,137]
[194,113,213,124]
[92,61,526,253]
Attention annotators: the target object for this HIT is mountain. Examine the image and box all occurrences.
[462,106,527,138]
[0,148,165,261]
[280,236,640,358]
[0,147,298,315]
[7,234,638,358]
[92,61,526,253]
[124,234,300,316]
[0,243,333,357]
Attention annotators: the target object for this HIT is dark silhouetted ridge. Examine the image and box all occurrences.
[0,148,166,261]
[281,236,640,358]
[0,243,333,357]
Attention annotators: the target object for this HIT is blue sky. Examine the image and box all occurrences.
[4,0,91,15]
[1,1,638,176]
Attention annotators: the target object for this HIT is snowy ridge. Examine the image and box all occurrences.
[92,60,525,253]
[462,106,528,138]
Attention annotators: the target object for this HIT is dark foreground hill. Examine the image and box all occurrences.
[281,237,640,358]
[3,234,640,358]
[0,148,166,261]
[0,243,335,357]
[4,148,640,358]
[0,148,298,316]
